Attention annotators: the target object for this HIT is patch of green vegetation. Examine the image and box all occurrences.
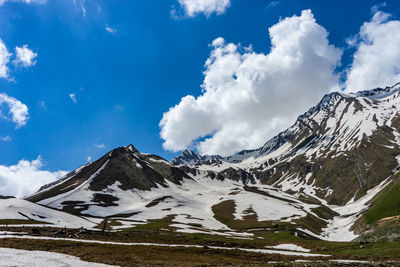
[0,219,48,225]
[260,231,303,243]
[363,174,400,224]
[334,241,400,259]
[357,220,400,242]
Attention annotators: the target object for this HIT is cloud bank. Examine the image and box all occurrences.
[344,10,400,92]
[177,0,230,17]
[161,8,400,156]
[0,157,67,198]
[160,10,342,156]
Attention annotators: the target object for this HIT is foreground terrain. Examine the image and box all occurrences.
[1,223,400,266]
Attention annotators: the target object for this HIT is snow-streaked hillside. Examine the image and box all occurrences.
[21,148,393,241]
[173,83,400,205]
[13,83,400,242]
[0,198,100,228]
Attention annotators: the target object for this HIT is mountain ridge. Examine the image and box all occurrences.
[16,82,400,242]
[171,83,400,205]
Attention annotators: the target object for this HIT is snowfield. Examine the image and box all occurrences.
[0,247,114,267]
[1,167,393,241]
[0,198,101,229]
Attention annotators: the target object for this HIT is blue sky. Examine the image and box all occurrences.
[1,0,400,197]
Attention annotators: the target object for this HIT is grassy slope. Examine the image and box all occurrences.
[363,173,400,225]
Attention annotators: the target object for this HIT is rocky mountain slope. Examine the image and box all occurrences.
[14,83,400,242]
[173,83,400,206]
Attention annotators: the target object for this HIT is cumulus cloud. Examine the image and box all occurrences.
[13,45,37,67]
[344,10,400,92]
[176,0,230,17]
[0,93,29,128]
[0,40,37,79]
[0,38,11,79]
[0,157,67,198]
[160,10,342,156]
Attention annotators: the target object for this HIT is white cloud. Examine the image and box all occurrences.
[0,136,11,142]
[94,143,105,149]
[0,38,11,79]
[0,39,37,79]
[105,25,116,34]
[73,0,86,17]
[69,93,77,103]
[0,0,46,5]
[344,10,400,92]
[13,44,37,67]
[0,156,67,198]
[160,10,342,156]
[177,0,231,17]
[0,93,29,128]
[87,156,92,162]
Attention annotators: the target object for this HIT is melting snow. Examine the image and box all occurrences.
[265,244,311,253]
[0,247,114,266]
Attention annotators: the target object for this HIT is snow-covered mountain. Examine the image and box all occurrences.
[15,83,400,242]
[173,83,400,205]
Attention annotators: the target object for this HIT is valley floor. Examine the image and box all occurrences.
[1,226,400,266]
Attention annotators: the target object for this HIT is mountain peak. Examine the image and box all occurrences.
[171,149,202,165]
[124,144,140,154]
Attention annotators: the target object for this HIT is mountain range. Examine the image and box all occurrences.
[4,83,400,243]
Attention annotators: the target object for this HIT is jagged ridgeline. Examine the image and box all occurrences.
[22,83,400,241]
[173,83,400,205]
